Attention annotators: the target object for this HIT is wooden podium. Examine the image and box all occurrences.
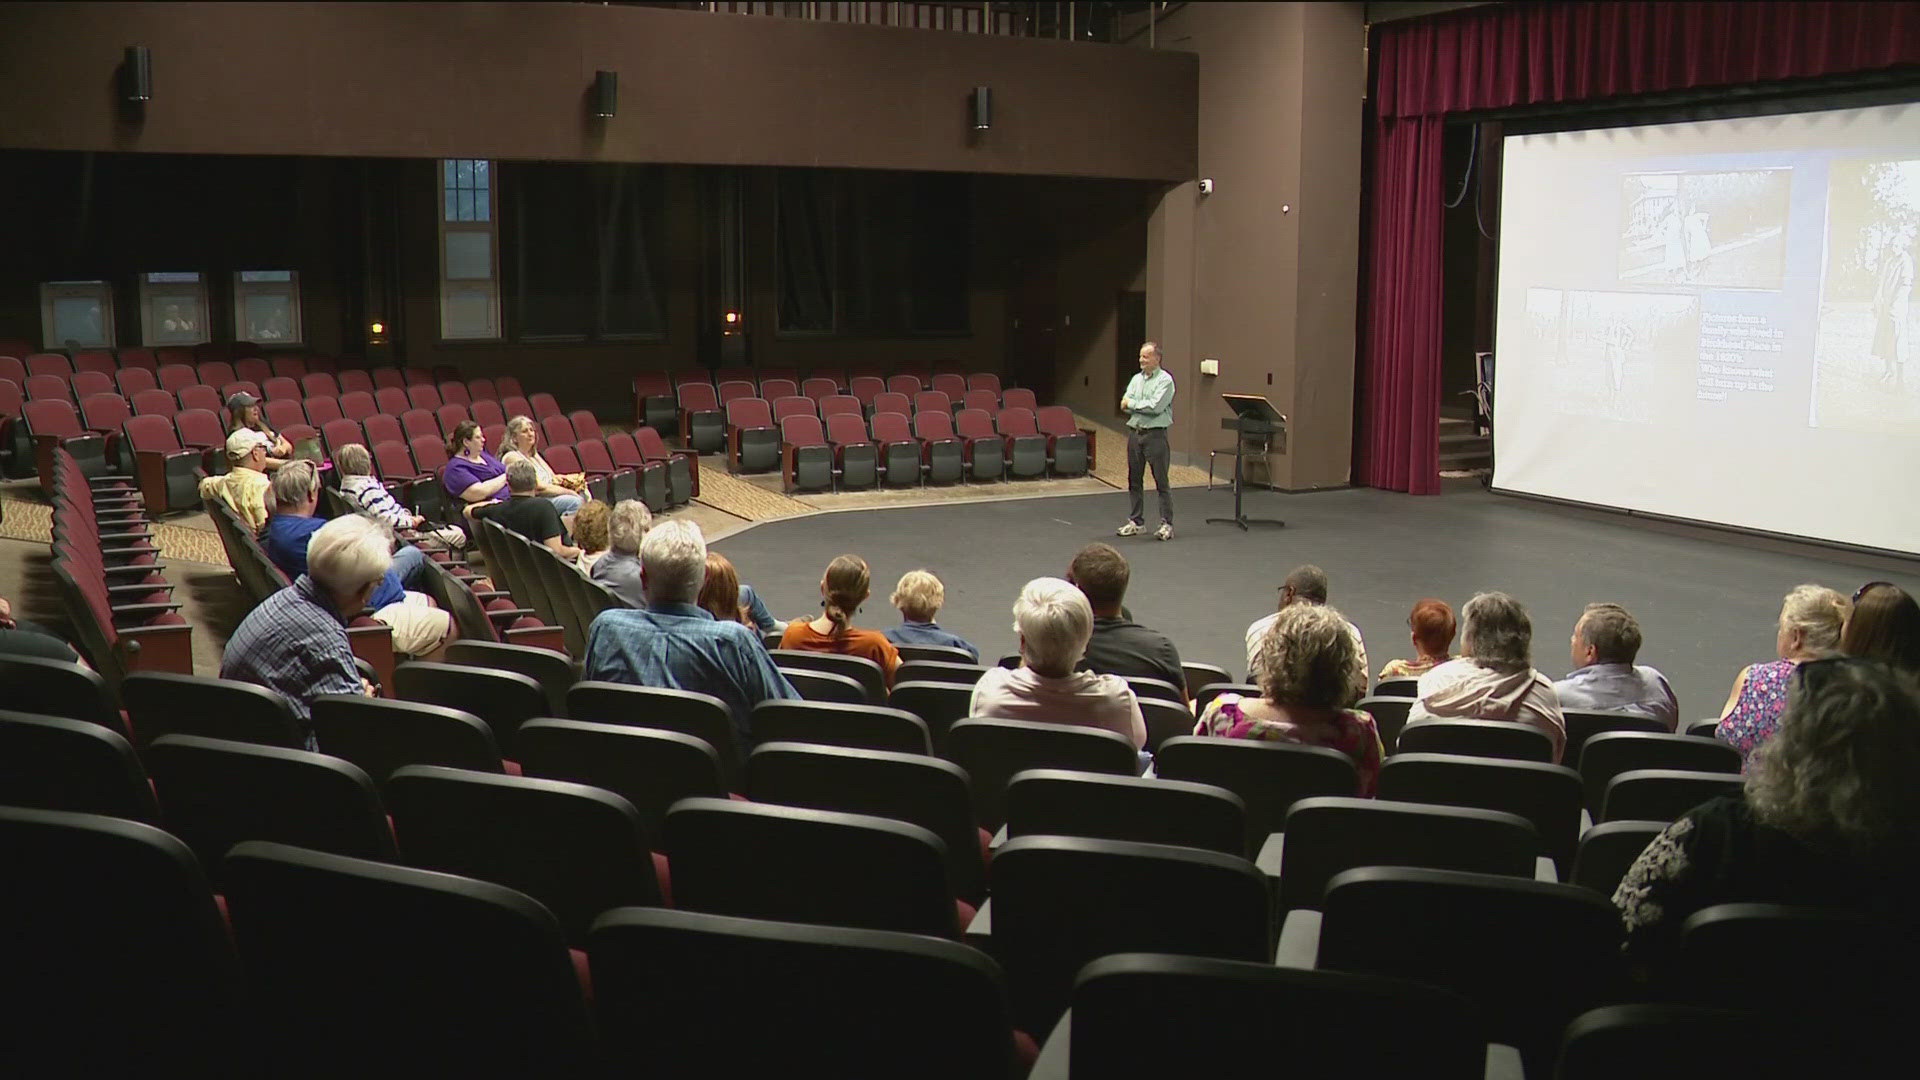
[1205,394,1285,531]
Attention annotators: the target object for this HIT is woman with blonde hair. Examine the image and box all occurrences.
[498,414,586,517]
[1716,583,1851,767]
[1197,602,1383,795]
[779,554,901,686]
[883,569,979,661]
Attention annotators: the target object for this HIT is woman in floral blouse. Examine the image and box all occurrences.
[1715,583,1849,768]
[1195,601,1383,796]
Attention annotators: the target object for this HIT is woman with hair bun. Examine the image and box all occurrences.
[779,554,902,687]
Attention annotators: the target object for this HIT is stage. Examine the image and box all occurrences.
[715,481,1911,719]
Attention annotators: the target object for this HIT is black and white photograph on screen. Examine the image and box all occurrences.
[1812,157,1920,432]
[1617,169,1791,290]
[1532,288,1700,423]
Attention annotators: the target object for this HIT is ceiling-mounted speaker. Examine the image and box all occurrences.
[123,45,152,104]
[970,86,991,131]
[592,70,618,119]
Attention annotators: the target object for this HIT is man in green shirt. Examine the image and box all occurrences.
[1117,341,1176,540]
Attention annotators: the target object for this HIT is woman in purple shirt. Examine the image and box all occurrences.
[442,420,509,516]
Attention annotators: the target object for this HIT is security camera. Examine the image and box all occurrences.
[1198,178,1214,195]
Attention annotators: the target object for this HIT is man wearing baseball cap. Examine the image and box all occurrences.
[226,391,293,471]
[196,428,275,532]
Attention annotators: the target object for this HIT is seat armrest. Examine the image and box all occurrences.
[1274,909,1322,968]
[1255,832,1285,878]
[1030,1012,1071,1080]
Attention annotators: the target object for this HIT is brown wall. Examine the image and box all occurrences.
[1146,2,1365,489]
[0,2,1195,181]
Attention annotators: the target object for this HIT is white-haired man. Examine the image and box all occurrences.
[589,499,652,607]
[583,519,797,745]
[260,460,452,661]
[222,514,386,740]
[969,576,1145,748]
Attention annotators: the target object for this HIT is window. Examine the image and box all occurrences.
[39,280,116,350]
[776,170,970,335]
[439,159,501,340]
[138,272,209,346]
[233,271,304,345]
[511,163,668,340]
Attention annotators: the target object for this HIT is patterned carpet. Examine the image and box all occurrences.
[0,491,230,565]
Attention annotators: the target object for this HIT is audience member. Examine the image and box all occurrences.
[1408,591,1567,762]
[571,499,610,574]
[225,391,293,471]
[334,442,465,549]
[443,420,509,516]
[1195,603,1383,796]
[583,520,797,745]
[1553,602,1679,729]
[498,414,586,518]
[1378,598,1455,680]
[1717,583,1849,767]
[222,514,386,737]
[883,569,979,662]
[698,551,751,626]
[196,428,275,532]
[483,459,581,562]
[590,499,650,606]
[1068,543,1185,694]
[1246,564,1368,699]
[1842,581,1920,673]
[0,593,82,663]
[1615,658,1920,980]
[779,554,902,687]
[969,577,1145,749]
[260,460,452,661]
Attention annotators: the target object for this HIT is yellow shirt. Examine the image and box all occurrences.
[198,467,271,532]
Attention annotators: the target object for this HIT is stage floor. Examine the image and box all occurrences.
[714,482,1914,722]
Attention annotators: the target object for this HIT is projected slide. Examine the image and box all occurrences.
[1494,102,1920,555]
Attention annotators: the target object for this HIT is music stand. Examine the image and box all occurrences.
[1206,394,1285,531]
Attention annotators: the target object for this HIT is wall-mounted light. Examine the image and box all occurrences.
[369,320,386,344]
[970,86,992,132]
[122,45,152,104]
[722,310,740,327]
[592,70,618,119]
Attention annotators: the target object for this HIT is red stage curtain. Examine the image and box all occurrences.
[1356,1,1920,493]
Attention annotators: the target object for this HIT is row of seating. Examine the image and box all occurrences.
[44,449,194,682]
[1,347,474,389]
[728,400,1091,486]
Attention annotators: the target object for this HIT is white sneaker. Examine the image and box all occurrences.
[1155,523,1173,541]
[1115,521,1143,537]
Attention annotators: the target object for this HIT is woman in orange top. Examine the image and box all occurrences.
[779,554,902,687]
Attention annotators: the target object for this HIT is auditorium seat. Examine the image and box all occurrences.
[780,668,869,706]
[847,375,886,409]
[114,366,159,398]
[337,369,373,395]
[145,735,397,879]
[402,384,440,414]
[1154,736,1357,858]
[0,655,129,738]
[1397,718,1557,762]
[771,394,816,423]
[992,836,1270,1032]
[72,349,116,376]
[515,719,727,853]
[825,412,878,489]
[887,374,922,396]
[304,395,344,427]
[1579,732,1740,816]
[1271,797,1541,910]
[499,393,533,422]
[801,376,840,401]
[1600,768,1743,823]
[631,371,676,436]
[298,372,339,399]
[309,695,508,790]
[432,402,468,438]
[887,680,974,752]
[338,389,377,421]
[174,408,228,461]
[0,711,161,822]
[464,376,496,401]
[121,671,307,749]
[606,431,669,510]
[913,389,951,416]
[0,806,240,1073]
[665,797,964,937]
[1377,752,1583,873]
[196,360,238,389]
[371,368,405,391]
[868,410,921,486]
[967,372,1001,395]
[1568,819,1664,896]
[262,397,305,433]
[1006,768,1246,857]
[725,397,780,473]
[24,398,107,486]
[372,385,409,415]
[221,380,263,405]
[1002,386,1038,411]
[404,367,436,387]
[1035,406,1090,475]
[529,392,562,420]
[871,390,912,419]
[117,347,158,370]
[260,375,299,402]
[911,408,966,484]
[819,393,863,420]
[127,387,174,417]
[25,372,70,403]
[715,380,756,409]
[469,397,505,428]
[386,765,663,942]
[769,650,886,705]
[436,380,470,408]
[1354,694,1414,752]
[1312,867,1621,1072]
[957,389,996,416]
[221,841,593,1073]
[748,699,932,755]
[590,908,1025,1080]
[119,414,205,511]
[177,384,223,421]
[539,413,575,448]
[393,661,547,757]
[996,407,1050,478]
[566,681,740,787]
[930,372,967,399]
[71,369,114,400]
[495,374,524,397]
[231,357,270,386]
[0,354,22,385]
[759,377,799,401]
[953,408,1006,480]
[157,362,198,396]
[780,414,834,493]
[79,391,132,439]
[575,436,638,503]
[894,655,984,679]
[944,718,1138,830]
[676,381,725,453]
[633,425,697,504]
[270,356,309,380]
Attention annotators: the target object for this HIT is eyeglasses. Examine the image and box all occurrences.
[1852,581,1895,604]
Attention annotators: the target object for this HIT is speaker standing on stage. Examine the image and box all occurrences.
[1117,341,1176,541]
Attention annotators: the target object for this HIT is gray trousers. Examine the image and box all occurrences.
[1127,426,1172,526]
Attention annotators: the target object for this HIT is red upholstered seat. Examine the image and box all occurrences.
[819,395,862,420]
[131,389,176,416]
[260,376,299,402]
[967,372,1002,395]
[541,415,577,447]
[80,393,132,436]
[771,396,816,423]
[438,381,472,407]
[963,388,999,412]
[26,374,70,402]
[407,384,443,412]
[501,396,532,422]
[872,392,911,418]
[931,373,967,399]
[71,370,114,399]
[337,370,374,396]
[375,387,411,415]
[115,367,160,398]
[759,378,799,401]
[848,376,885,406]
[157,364,198,395]
[339,391,377,422]
[196,361,238,388]
[263,399,306,432]
[117,348,158,371]
[716,380,756,407]
[400,409,440,445]
[466,377,497,401]
[301,372,341,400]
[496,375,525,398]
[177,385,222,416]
[322,419,367,460]
[174,409,226,453]
[270,356,309,380]
[529,393,562,420]
[470,399,505,428]
[801,377,841,401]
[373,368,406,391]
[913,390,951,416]
[72,349,118,376]
[435,403,471,439]
[1002,387,1038,412]
[304,396,345,427]
[567,410,604,443]
[235,358,273,386]
[887,374,922,396]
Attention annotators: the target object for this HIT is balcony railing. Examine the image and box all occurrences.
[627,3,1185,46]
